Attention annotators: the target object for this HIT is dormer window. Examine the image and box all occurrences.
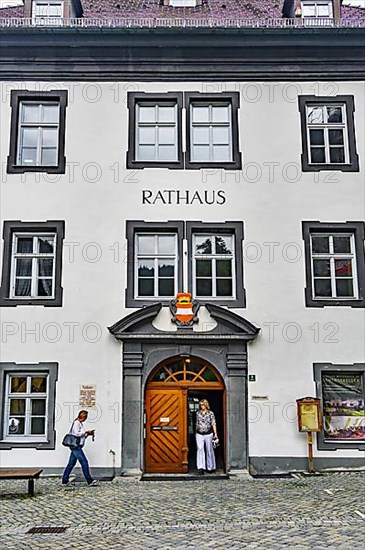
[301,1,333,18]
[164,1,202,7]
[32,1,64,25]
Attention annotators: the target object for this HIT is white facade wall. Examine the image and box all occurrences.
[0,80,364,470]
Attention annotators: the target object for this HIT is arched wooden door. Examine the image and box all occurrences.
[145,356,224,473]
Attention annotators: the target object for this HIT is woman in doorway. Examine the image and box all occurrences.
[195,399,219,475]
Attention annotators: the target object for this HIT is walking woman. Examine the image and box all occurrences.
[195,399,219,474]
[62,410,99,486]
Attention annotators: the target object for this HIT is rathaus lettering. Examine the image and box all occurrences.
[142,190,226,205]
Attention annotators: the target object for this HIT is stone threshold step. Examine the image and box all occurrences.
[141,472,229,481]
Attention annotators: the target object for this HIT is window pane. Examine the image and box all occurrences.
[10,398,25,415]
[22,127,38,147]
[31,399,46,415]
[193,127,209,145]
[158,260,174,277]
[16,258,32,277]
[212,105,230,123]
[215,236,233,255]
[158,106,176,123]
[16,237,34,253]
[22,104,40,123]
[42,128,58,147]
[192,145,210,162]
[8,417,25,435]
[137,145,156,161]
[216,259,232,277]
[212,145,231,161]
[138,260,154,277]
[318,4,330,16]
[336,279,354,297]
[195,236,212,255]
[201,368,218,382]
[307,106,324,124]
[310,148,325,163]
[137,235,155,254]
[311,236,329,253]
[20,148,37,165]
[39,237,54,254]
[31,377,47,392]
[314,279,332,297]
[138,278,154,296]
[10,377,27,393]
[42,104,59,123]
[333,236,351,254]
[38,258,53,277]
[313,259,330,277]
[327,107,342,123]
[15,279,31,296]
[37,279,53,296]
[139,127,155,144]
[158,279,174,296]
[329,147,345,164]
[329,129,344,145]
[196,279,212,296]
[41,148,58,166]
[309,129,324,145]
[192,105,209,123]
[157,235,175,255]
[31,417,46,435]
[212,127,230,145]
[157,145,177,161]
[217,279,233,296]
[335,259,352,278]
[196,259,212,277]
[138,106,155,123]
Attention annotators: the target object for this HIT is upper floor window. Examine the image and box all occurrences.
[298,96,359,172]
[0,220,65,307]
[301,1,333,18]
[7,90,68,174]
[193,233,235,299]
[32,1,63,25]
[127,92,241,170]
[302,221,365,308]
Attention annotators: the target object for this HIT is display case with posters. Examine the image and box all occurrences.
[322,372,365,441]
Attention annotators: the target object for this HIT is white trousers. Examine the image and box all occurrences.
[196,433,216,471]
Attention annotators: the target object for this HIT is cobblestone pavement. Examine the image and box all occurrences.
[1,471,364,549]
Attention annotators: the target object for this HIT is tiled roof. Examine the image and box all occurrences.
[0,0,363,19]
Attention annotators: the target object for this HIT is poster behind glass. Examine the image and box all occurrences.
[322,373,365,441]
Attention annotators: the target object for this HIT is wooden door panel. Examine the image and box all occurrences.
[145,389,186,473]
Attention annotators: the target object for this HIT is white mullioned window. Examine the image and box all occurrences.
[301,1,333,17]
[310,233,358,299]
[4,373,48,440]
[190,102,232,162]
[32,1,63,25]
[135,233,178,298]
[10,233,56,299]
[136,102,178,162]
[193,233,235,298]
[17,101,60,166]
[306,103,349,165]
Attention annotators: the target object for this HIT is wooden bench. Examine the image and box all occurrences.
[0,469,43,496]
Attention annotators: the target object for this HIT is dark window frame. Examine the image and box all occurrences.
[298,95,359,172]
[0,362,58,450]
[125,220,184,307]
[302,221,365,308]
[0,220,65,307]
[7,89,68,174]
[185,92,242,170]
[126,92,184,170]
[314,363,365,451]
[186,221,246,307]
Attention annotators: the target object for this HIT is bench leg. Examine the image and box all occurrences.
[28,478,35,497]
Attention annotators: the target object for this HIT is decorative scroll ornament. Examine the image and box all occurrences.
[170,292,200,326]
